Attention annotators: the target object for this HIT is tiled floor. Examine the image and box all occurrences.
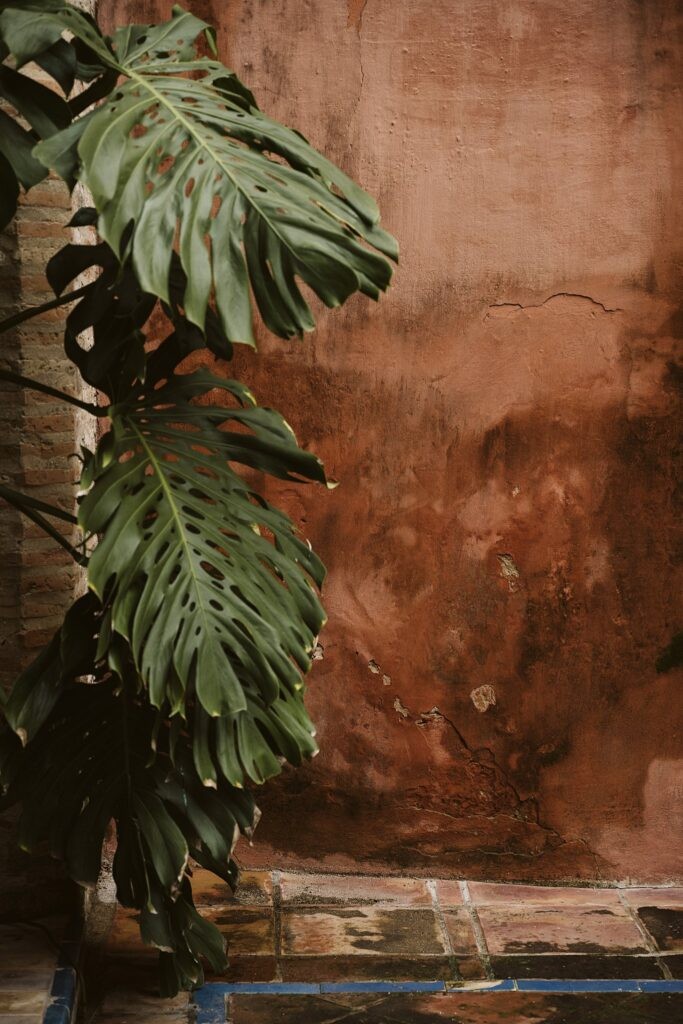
[87,870,683,1023]
[0,916,70,1024]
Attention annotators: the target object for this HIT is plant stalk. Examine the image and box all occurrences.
[0,368,104,415]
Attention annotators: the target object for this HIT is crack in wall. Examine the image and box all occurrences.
[397,703,601,868]
[485,292,623,320]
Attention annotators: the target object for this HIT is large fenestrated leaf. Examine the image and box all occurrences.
[78,370,329,720]
[0,608,258,995]
[32,4,397,343]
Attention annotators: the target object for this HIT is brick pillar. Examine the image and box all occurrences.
[0,0,97,917]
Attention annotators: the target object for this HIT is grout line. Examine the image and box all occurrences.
[617,891,672,980]
[272,870,283,982]
[427,879,461,982]
[459,881,494,981]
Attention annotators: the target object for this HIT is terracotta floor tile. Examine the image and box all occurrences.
[636,907,682,952]
[441,909,479,955]
[490,953,664,978]
[210,955,278,982]
[433,880,464,906]
[280,872,432,907]
[0,925,58,970]
[624,888,683,909]
[468,882,622,907]
[0,989,46,1014]
[0,970,53,991]
[202,907,275,956]
[281,906,447,956]
[104,910,156,960]
[226,993,682,1024]
[279,954,454,981]
[477,904,648,955]
[192,867,272,906]
[664,954,683,978]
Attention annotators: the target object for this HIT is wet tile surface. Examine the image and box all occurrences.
[89,872,683,1022]
[279,955,455,982]
[282,906,447,957]
[203,908,276,957]
[489,954,665,979]
[635,907,682,952]
[476,904,648,955]
[225,992,682,1024]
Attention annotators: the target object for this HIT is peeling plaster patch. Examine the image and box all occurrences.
[347,0,369,30]
[393,697,410,718]
[512,485,521,497]
[382,674,392,686]
[470,684,497,712]
[312,642,324,661]
[368,659,380,674]
[497,553,521,591]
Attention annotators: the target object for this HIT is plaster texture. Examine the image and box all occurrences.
[103,0,683,882]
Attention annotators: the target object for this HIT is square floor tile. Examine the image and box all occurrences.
[211,956,278,983]
[468,882,622,907]
[441,909,479,955]
[0,989,46,1014]
[192,868,272,907]
[202,908,275,956]
[280,873,432,907]
[477,904,648,955]
[282,906,447,956]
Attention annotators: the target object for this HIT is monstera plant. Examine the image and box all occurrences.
[0,1,396,994]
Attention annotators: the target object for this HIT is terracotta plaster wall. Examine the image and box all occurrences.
[103,1,683,883]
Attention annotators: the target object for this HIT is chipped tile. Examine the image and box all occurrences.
[281,906,446,957]
[202,907,275,956]
[468,882,623,906]
[477,904,648,955]
[280,872,432,907]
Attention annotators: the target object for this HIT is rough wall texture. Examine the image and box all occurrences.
[103,0,682,883]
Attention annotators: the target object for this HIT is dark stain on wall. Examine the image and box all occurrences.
[103,0,683,882]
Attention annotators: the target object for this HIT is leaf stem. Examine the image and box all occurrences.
[0,368,104,415]
[0,284,90,335]
[0,484,86,565]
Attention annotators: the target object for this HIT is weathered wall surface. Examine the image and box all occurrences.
[106,0,682,882]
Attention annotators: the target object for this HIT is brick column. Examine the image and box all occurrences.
[0,0,98,918]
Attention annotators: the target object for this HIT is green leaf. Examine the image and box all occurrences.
[0,110,46,190]
[53,7,398,344]
[0,149,19,229]
[0,2,115,69]
[78,370,328,719]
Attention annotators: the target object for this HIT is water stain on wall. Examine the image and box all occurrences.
[104,0,683,882]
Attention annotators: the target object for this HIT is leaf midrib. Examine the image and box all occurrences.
[128,418,220,672]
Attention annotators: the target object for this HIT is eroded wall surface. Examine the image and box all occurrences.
[105,0,683,882]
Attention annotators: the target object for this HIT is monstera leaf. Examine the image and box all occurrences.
[28,4,397,341]
[0,595,258,994]
[0,1,398,995]
[79,370,328,721]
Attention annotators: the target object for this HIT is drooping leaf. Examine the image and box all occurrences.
[79,370,328,719]
[28,4,397,345]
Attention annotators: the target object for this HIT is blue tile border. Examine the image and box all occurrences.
[192,975,683,1021]
[43,919,82,1024]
